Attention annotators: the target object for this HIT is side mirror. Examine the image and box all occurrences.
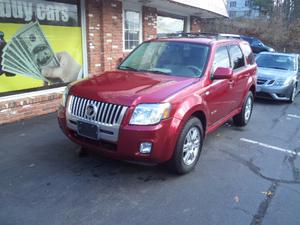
[213,67,233,80]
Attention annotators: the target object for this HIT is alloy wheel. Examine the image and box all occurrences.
[182,127,200,166]
[244,96,252,122]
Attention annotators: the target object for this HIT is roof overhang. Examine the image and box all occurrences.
[169,0,228,18]
[133,0,228,18]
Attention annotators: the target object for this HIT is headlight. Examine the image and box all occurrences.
[61,86,69,107]
[129,103,171,125]
[274,78,293,86]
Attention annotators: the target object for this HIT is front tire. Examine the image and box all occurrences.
[233,91,254,127]
[288,84,297,103]
[170,117,203,174]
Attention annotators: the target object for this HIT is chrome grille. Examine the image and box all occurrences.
[69,96,127,125]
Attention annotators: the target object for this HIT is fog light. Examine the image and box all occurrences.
[140,142,152,154]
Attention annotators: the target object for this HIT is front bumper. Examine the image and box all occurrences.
[58,106,181,164]
[256,84,293,100]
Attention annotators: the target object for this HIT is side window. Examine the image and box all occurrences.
[212,46,230,75]
[229,45,245,69]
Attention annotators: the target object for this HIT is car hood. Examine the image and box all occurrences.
[70,71,198,106]
[257,67,296,80]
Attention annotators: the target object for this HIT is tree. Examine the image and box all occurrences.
[283,0,300,24]
[291,0,300,21]
[253,0,274,15]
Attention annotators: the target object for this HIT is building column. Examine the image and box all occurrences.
[86,0,123,74]
[86,0,103,74]
[101,0,123,72]
[142,6,157,40]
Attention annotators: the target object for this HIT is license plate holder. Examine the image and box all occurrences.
[77,121,99,140]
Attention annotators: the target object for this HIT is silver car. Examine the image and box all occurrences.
[256,52,300,102]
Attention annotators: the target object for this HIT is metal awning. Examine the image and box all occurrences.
[132,0,228,18]
[169,0,228,18]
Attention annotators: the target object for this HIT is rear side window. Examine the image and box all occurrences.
[212,46,230,74]
[240,42,255,65]
[229,45,245,69]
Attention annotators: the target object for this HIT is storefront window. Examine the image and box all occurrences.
[0,0,83,96]
[157,14,185,35]
[124,10,140,50]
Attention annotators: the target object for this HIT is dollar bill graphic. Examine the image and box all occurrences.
[1,21,59,82]
[15,22,59,71]
[2,64,40,79]
[3,44,40,76]
[10,37,41,74]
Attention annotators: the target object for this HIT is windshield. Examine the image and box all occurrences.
[256,54,296,71]
[119,41,210,77]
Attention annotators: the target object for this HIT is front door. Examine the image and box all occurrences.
[205,46,234,126]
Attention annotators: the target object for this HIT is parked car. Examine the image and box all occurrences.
[58,34,257,174]
[241,35,275,54]
[256,52,300,102]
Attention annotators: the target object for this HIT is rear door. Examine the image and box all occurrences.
[228,44,255,110]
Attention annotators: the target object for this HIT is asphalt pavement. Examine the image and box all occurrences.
[0,97,300,225]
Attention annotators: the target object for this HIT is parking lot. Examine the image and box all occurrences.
[0,97,300,225]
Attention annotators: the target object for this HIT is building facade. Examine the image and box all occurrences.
[0,0,227,125]
[226,0,260,18]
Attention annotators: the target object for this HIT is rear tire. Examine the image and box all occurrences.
[169,117,203,174]
[233,91,254,127]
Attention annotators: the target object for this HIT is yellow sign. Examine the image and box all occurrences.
[0,0,83,95]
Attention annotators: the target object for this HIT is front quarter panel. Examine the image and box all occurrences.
[167,83,210,136]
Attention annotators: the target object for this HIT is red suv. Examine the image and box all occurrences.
[58,34,257,174]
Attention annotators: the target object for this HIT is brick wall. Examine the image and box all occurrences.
[190,16,202,33]
[101,0,123,72]
[0,92,62,125]
[142,6,157,40]
[86,0,103,74]
[86,1,160,73]
[86,0,124,74]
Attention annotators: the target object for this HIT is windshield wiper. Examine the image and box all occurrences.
[118,66,139,71]
[141,69,171,75]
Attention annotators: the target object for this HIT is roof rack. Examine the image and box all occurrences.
[157,32,241,40]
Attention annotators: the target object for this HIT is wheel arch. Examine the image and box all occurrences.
[190,111,207,137]
[249,84,256,98]
[176,106,208,140]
